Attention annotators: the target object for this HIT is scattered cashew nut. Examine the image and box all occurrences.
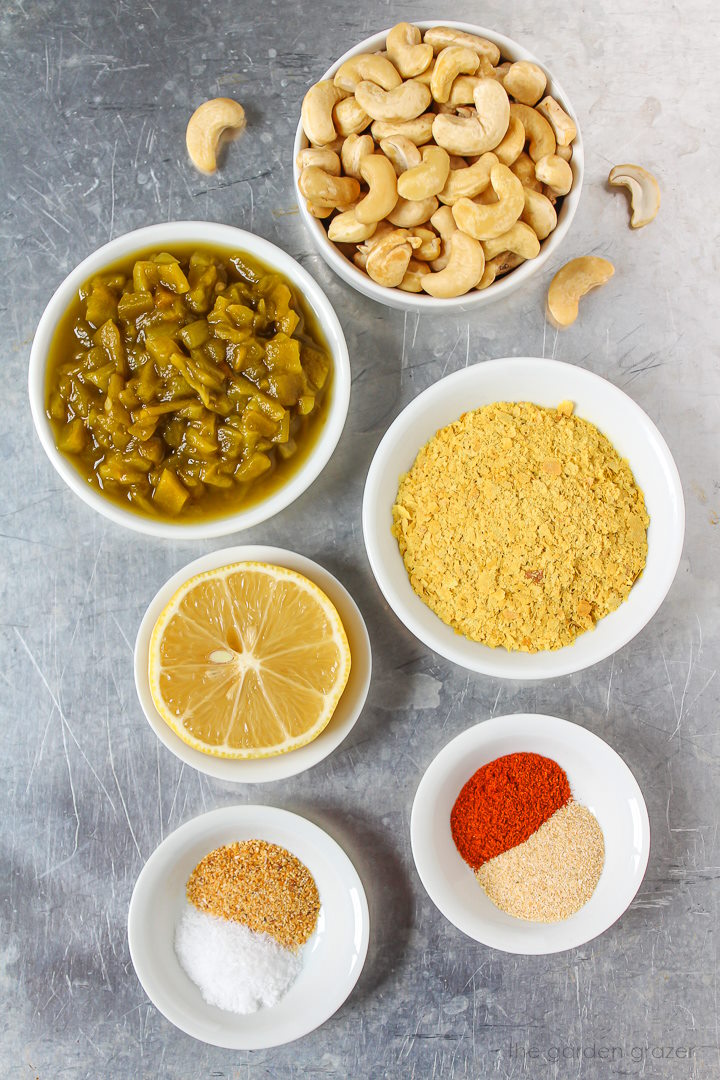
[186,98,246,174]
[547,257,615,327]
[608,164,661,228]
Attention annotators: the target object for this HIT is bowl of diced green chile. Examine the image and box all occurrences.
[29,222,350,538]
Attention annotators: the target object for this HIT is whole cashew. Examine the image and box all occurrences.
[429,204,458,270]
[421,230,485,297]
[301,81,348,146]
[502,61,547,106]
[387,194,439,226]
[355,79,431,123]
[536,96,577,147]
[186,98,246,174]
[333,96,372,136]
[493,115,525,166]
[424,26,501,66]
[509,103,556,162]
[451,163,524,239]
[438,151,497,204]
[482,221,540,261]
[521,187,557,240]
[430,46,480,103]
[432,77,510,156]
[341,133,375,178]
[386,23,434,78]
[355,153,399,223]
[296,147,341,175]
[511,151,541,191]
[328,207,378,243]
[379,134,422,175]
[298,166,360,208]
[399,258,431,292]
[365,229,422,287]
[409,227,442,261]
[478,251,524,289]
[334,53,402,92]
[397,145,451,200]
[535,153,573,196]
[371,114,435,145]
[448,74,482,106]
[547,257,615,327]
[608,164,661,228]
[306,201,333,220]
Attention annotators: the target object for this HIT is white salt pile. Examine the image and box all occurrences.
[175,904,302,1014]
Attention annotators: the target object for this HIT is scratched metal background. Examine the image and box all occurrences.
[1,0,719,1076]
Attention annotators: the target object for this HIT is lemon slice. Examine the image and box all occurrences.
[148,562,351,759]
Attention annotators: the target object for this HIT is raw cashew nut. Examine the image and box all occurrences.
[511,151,541,191]
[371,114,435,145]
[424,26,501,66]
[509,103,556,162]
[421,230,485,298]
[429,204,458,270]
[306,201,333,220]
[409,227,442,261]
[482,221,540,261]
[387,194,438,227]
[333,96,371,136]
[536,96,577,147]
[397,145,450,200]
[355,153,399,223]
[448,74,482,106]
[608,164,661,228]
[355,79,431,123]
[547,257,615,327]
[478,251,524,289]
[556,143,573,162]
[328,208,377,243]
[438,151,497,204]
[298,166,361,208]
[186,98,246,174]
[535,153,573,196]
[365,229,421,287]
[451,163,524,239]
[296,147,341,175]
[341,133,374,178]
[399,258,431,292]
[301,81,348,146]
[502,61,547,106]
[521,187,557,240]
[430,46,480,103]
[379,135,422,175]
[493,115,525,166]
[432,78,509,155]
[354,221,395,268]
[334,53,402,92]
[386,23,434,78]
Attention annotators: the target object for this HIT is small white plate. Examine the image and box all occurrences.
[411,714,650,954]
[134,546,371,783]
[363,357,685,679]
[128,804,370,1048]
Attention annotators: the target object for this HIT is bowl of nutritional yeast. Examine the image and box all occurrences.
[363,357,685,679]
[411,714,650,954]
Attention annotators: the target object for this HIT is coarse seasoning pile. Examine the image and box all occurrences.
[392,401,649,652]
[451,752,605,922]
[175,839,320,1015]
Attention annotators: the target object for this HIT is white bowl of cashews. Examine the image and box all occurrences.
[293,21,584,311]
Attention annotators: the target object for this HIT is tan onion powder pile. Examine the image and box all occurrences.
[392,401,649,652]
[475,801,605,922]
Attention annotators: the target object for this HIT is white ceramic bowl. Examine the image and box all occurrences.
[411,714,650,954]
[28,221,351,539]
[293,21,584,312]
[128,804,369,1048]
[363,357,684,679]
[134,545,371,782]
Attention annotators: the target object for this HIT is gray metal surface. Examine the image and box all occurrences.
[1,0,718,1076]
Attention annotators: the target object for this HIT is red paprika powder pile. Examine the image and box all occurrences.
[450,752,571,869]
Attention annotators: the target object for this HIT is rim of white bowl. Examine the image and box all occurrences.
[133,545,372,783]
[28,221,351,539]
[293,21,584,312]
[362,357,685,679]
